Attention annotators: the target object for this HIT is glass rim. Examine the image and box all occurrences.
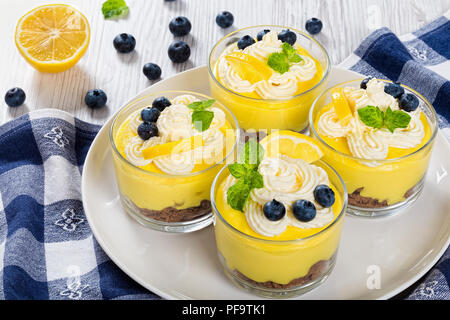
[207,24,331,102]
[109,90,240,178]
[210,159,348,244]
[309,78,439,163]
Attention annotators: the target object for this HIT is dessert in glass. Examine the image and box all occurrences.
[110,91,239,232]
[310,78,437,217]
[208,25,330,133]
[211,131,347,297]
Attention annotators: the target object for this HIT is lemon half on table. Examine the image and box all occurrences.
[15,4,90,73]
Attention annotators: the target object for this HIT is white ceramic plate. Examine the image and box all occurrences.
[82,66,450,300]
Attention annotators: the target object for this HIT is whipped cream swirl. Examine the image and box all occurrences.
[123,95,227,175]
[216,31,318,98]
[317,79,425,163]
[224,155,335,237]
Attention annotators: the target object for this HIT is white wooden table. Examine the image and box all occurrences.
[1,0,449,125]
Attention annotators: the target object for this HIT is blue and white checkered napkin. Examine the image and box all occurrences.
[1,13,449,300]
[339,11,450,300]
[0,109,158,299]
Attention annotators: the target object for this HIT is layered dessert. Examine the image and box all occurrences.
[211,131,346,296]
[110,92,238,231]
[208,26,329,131]
[311,78,437,214]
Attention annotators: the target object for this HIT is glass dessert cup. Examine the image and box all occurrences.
[208,25,330,133]
[110,91,240,233]
[309,79,438,217]
[211,161,347,298]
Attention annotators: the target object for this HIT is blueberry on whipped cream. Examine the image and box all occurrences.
[152,96,171,111]
[293,200,316,222]
[237,35,255,50]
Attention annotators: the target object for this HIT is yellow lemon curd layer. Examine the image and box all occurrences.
[213,168,344,285]
[313,103,434,205]
[209,46,327,131]
[112,118,236,211]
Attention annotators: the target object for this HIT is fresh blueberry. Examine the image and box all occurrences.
[113,33,136,53]
[85,89,107,109]
[168,41,191,63]
[137,122,158,140]
[277,29,297,46]
[141,107,160,123]
[143,63,161,80]
[398,93,419,112]
[257,29,270,41]
[305,18,323,35]
[384,82,405,99]
[152,96,171,112]
[237,35,255,50]
[4,87,26,107]
[292,200,316,222]
[263,199,286,221]
[169,16,192,37]
[360,77,372,89]
[313,185,335,208]
[216,11,234,28]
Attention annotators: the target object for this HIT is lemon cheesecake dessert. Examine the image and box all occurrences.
[310,78,437,217]
[110,91,239,232]
[211,131,347,297]
[208,26,330,132]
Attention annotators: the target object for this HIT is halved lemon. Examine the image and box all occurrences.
[224,52,272,83]
[142,135,205,159]
[331,87,353,126]
[15,4,90,73]
[259,130,323,163]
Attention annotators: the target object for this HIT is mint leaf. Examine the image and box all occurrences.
[102,0,129,19]
[267,52,290,74]
[227,180,251,212]
[228,163,246,178]
[282,42,303,63]
[384,107,411,133]
[188,99,215,111]
[357,105,384,129]
[192,110,214,132]
[245,170,264,189]
[240,139,265,168]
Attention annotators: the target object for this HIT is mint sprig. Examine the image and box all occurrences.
[358,105,411,133]
[102,0,129,19]
[188,99,215,132]
[227,139,265,212]
[267,43,303,74]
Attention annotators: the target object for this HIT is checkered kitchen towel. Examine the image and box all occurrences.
[0,109,158,299]
[1,15,450,301]
[339,11,450,300]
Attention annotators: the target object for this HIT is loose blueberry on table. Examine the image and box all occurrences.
[141,107,161,123]
[313,185,335,208]
[113,33,136,53]
[216,11,234,28]
[384,82,405,98]
[152,96,171,112]
[4,87,26,107]
[305,18,323,35]
[169,16,192,37]
[168,41,191,63]
[263,199,286,221]
[143,63,162,80]
[138,122,158,140]
[257,29,270,41]
[277,29,297,46]
[398,93,419,112]
[237,35,255,50]
[292,199,316,222]
[85,89,107,109]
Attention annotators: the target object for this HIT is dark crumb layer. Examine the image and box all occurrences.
[234,257,331,289]
[136,200,211,222]
[348,186,415,208]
